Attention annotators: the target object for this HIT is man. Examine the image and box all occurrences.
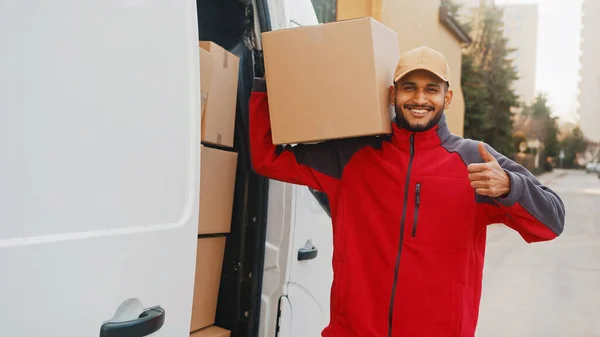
[249,46,565,337]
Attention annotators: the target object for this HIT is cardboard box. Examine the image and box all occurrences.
[191,326,231,337]
[261,17,399,145]
[199,145,238,234]
[190,237,227,332]
[199,41,240,148]
[200,48,213,117]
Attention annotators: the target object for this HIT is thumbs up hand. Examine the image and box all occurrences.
[467,142,511,198]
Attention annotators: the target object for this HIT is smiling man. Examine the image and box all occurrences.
[391,47,452,133]
[249,46,565,337]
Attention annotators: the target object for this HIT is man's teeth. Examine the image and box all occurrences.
[410,108,429,114]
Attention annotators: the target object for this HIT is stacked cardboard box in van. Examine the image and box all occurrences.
[199,41,239,148]
[191,41,239,336]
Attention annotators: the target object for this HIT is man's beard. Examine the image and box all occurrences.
[395,102,444,132]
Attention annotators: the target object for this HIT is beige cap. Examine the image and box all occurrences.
[393,46,451,84]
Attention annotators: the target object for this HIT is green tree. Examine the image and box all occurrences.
[462,52,489,140]
[544,117,560,157]
[310,0,336,23]
[529,93,550,118]
[560,126,587,168]
[461,4,519,156]
[441,0,462,18]
[527,93,560,158]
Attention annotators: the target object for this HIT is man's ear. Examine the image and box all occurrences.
[389,85,396,106]
[444,88,454,109]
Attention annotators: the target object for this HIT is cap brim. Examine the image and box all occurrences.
[394,66,449,84]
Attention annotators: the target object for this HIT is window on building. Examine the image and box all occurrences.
[310,0,337,23]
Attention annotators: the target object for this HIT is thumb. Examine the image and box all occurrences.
[478,142,495,163]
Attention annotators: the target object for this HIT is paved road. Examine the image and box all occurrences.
[476,169,600,337]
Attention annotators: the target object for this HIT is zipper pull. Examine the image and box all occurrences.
[416,183,420,205]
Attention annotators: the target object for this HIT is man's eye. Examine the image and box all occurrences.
[403,86,415,91]
[427,88,439,93]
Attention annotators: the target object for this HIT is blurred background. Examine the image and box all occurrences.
[310,0,599,173]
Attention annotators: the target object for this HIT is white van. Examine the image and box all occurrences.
[0,1,335,336]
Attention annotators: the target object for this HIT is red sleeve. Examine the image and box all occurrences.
[249,78,373,193]
[476,144,565,243]
[478,202,559,243]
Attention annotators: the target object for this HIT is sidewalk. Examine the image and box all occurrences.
[535,168,569,185]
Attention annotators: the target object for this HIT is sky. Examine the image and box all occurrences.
[495,0,584,123]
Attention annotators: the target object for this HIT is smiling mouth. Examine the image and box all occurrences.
[405,105,434,115]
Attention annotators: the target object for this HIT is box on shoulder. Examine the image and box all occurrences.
[199,41,240,148]
[261,17,399,145]
[198,145,237,235]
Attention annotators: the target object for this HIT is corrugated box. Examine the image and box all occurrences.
[199,41,240,148]
[190,237,226,332]
[261,17,399,145]
[200,48,213,117]
[191,325,231,337]
[198,145,237,234]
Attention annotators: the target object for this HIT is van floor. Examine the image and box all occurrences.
[196,1,268,336]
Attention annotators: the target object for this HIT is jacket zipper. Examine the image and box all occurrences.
[387,133,415,337]
[412,183,421,237]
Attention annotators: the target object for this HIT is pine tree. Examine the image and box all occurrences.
[462,52,489,140]
[528,93,560,159]
[460,4,519,157]
[560,126,587,168]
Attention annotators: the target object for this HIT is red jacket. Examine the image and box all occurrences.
[249,78,565,337]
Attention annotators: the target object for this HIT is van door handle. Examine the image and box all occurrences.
[298,240,318,261]
[100,306,165,337]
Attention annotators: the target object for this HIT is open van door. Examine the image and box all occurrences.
[0,1,200,336]
[255,1,333,336]
[283,186,334,337]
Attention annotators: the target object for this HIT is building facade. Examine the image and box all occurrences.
[578,0,600,143]
[501,4,539,106]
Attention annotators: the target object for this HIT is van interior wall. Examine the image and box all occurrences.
[196,1,269,336]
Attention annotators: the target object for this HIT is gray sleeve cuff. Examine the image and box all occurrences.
[495,170,524,207]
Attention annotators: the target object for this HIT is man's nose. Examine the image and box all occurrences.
[413,90,428,105]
